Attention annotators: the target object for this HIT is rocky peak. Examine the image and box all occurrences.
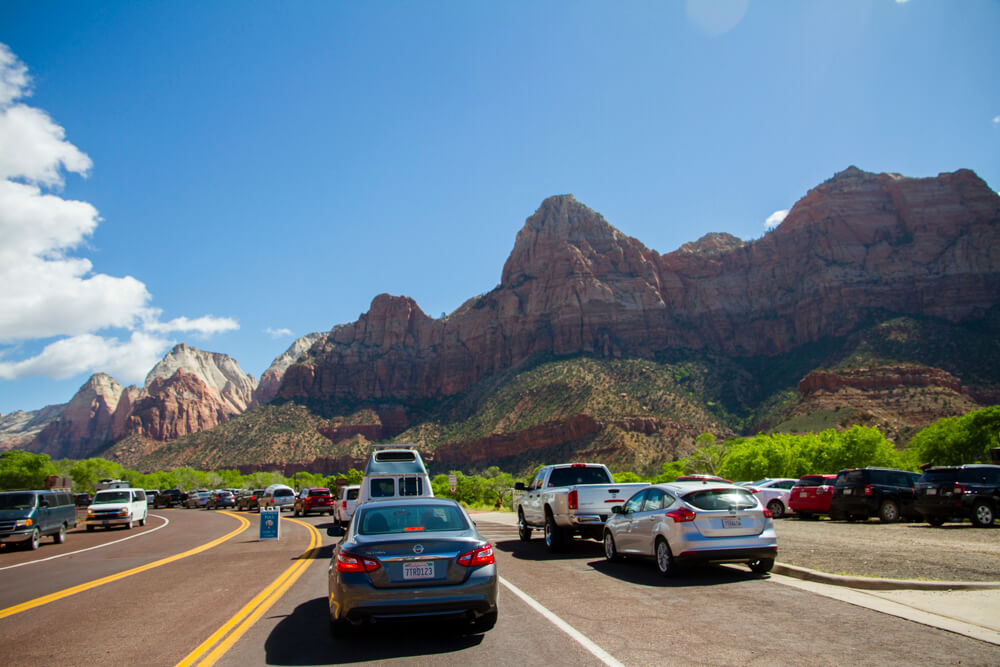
[675,232,746,256]
[254,332,326,405]
[27,373,125,459]
[146,343,256,413]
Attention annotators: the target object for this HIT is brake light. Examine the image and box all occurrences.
[571,463,586,468]
[568,489,578,510]
[749,488,760,493]
[952,484,966,496]
[763,508,773,518]
[457,543,495,567]
[665,507,697,522]
[336,551,381,573]
[864,484,873,496]
[342,500,347,509]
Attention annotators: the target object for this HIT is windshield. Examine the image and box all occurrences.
[548,466,613,487]
[683,488,758,511]
[357,504,469,535]
[0,493,36,510]
[795,476,829,487]
[308,489,330,497]
[94,491,131,503]
[919,470,958,483]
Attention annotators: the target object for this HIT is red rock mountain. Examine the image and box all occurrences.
[279,167,1000,406]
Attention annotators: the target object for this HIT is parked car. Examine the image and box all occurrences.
[154,488,186,508]
[236,489,265,512]
[183,491,213,509]
[293,488,335,516]
[829,467,921,523]
[915,464,1000,527]
[75,492,93,507]
[603,481,777,575]
[334,485,360,525]
[86,488,147,530]
[744,478,798,519]
[0,490,77,550]
[326,497,498,636]
[260,484,296,512]
[788,474,837,519]
[673,474,733,484]
[206,490,236,510]
[145,490,159,505]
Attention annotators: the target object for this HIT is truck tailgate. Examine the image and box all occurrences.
[575,483,648,514]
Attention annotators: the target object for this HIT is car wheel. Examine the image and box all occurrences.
[470,610,498,634]
[139,517,146,526]
[603,531,621,562]
[927,516,946,527]
[971,501,995,527]
[655,537,673,577]
[54,524,66,544]
[328,616,352,640]
[544,513,565,553]
[29,527,41,550]
[878,500,900,523]
[517,511,532,542]
[124,519,132,530]
[749,558,774,574]
[767,500,785,519]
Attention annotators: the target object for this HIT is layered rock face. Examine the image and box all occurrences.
[27,374,124,459]
[0,404,67,451]
[280,168,1000,406]
[147,344,256,414]
[120,369,242,441]
[254,333,325,405]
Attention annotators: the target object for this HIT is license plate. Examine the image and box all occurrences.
[843,489,852,495]
[926,488,937,495]
[402,562,434,580]
[102,520,110,526]
[722,517,742,529]
[799,492,808,498]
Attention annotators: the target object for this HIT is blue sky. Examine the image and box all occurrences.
[1,1,998,414]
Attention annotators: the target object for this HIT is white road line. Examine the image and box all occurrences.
[0,513,170,571]
[499,576,625,667]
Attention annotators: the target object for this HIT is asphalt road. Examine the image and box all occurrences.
[1,509,997,666]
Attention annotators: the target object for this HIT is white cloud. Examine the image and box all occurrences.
[0,43,238,384]
[266,327,293,338]
[993,115,1000,126]
[764,209,789,231]
[686,0,749,36]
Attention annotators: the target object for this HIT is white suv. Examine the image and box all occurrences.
[334,485,360,525]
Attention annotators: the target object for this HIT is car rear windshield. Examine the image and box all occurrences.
[94,491,131,503]
[346,488,359,500]
[795,476,830,487]
[683,488,758,511]
[0,492,36,509]
[308,489,330,497]
[919,469,958,484]
[273,489,293,497]
[836,471,866,486]
[357,504,469,535]
[548,466,613,487]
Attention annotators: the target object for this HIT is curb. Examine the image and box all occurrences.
[773,562,1000,591]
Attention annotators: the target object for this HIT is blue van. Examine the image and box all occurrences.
[0,490,77,550]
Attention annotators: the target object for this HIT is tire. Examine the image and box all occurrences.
[749,557,774,574]
[28,527,41,550]
[767,500,785,519]
[124,519,132,530]
[655,537,673,577]
[927,516,946,527]
[603,531,621,562]
[139,516,146,527]
[470,610,497,634]
[517,512,532,542]
[544,513,565,553]
[878,500,900,523]
[53,524,66,544]
[971,501,995,527]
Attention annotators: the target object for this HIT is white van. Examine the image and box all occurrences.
[261,484,296,512]
[357,446,433,506]
[86,488,148,530]
[334,485,360,525]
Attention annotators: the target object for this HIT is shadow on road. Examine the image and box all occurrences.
[493,537,605,561]
[264,597,485,666]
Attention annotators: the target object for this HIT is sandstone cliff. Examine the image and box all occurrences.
[254,332,325,405]
[27,374,124,459]
[0,403,66,451]
[147,343,257,413]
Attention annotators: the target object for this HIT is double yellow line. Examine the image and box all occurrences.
[0,512,252,620]
[176,517,323,667]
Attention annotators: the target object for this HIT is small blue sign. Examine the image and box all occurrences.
[259,507,280,540]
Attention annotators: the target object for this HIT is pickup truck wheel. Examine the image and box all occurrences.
[655,537,673,577]
[544,514,565,553]
[29,527,41,550]
[53,524,66,544]
[878,500,900,523]
[767,500,785,519]
[603,531,621,562]
[971,501,995,527]
[517,512,532,542]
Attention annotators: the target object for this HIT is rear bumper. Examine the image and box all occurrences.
[676,545,778,564]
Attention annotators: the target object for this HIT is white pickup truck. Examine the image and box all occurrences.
[514,463,648,553]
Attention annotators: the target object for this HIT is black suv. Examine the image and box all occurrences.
[914,465,1000,527]
[154,488,186,508]
[829,467,921,523]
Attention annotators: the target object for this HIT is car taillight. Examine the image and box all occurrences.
[568,489,578,510]
[336,551,380,573]
[864,484,873,496]
[665,507,697,522]
[952,484,966,496]
[817,486,830,494]
[457,543,495,567]
[342,500,347,509]
[762,508,773,518]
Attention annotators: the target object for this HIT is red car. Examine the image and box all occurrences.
[292,488,335,516]
[788,474,837,519]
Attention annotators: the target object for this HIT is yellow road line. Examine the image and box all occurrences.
[0,511,251,620]
[176,518,322,667]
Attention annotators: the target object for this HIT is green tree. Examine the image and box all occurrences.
[0,450,58,490]
[907,406,1000,466]
[685,433,727,475]
[68,458,126,493]
[652,460,687,483]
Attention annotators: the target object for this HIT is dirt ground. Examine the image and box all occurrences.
[774,516,999,582]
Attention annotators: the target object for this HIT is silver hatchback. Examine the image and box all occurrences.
[603,482,777,576]
[326,498,498,636]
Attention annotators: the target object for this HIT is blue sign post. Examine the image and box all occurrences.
[259,506,280,541]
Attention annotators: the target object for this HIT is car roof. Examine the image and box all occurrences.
[355,496,461,511]
[648,481,747,493]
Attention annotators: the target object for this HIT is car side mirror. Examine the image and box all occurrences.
[327,525,345,537]
[611,505,623,514]
[514,482,526,491]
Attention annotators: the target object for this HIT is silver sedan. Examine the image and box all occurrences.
[603,482,778,576]
[326,497,498,637]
